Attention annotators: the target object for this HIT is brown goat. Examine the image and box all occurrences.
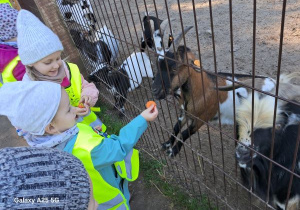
[152,42,266,156]
[151,25,297,156]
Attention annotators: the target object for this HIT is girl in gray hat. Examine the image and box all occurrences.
[0,81,158,209]
[17,9,106,133]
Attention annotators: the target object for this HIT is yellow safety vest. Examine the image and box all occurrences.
[0,0,12,6]
[65,62,106,132]
[0,55,20,88]
[72,123,140,210]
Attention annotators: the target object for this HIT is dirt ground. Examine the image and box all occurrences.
[80,0,300,209]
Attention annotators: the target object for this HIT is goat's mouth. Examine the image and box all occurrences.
[153,89,168,100]
[235,145,258,166]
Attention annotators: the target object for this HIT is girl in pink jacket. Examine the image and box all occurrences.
[0,3,26,85]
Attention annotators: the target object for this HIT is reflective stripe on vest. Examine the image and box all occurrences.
[79,110,107,132]
[65,62,106,131]
[90,128,140,181]
[0,55,19,87]
[115,149,139,181]
[73,123,130,210]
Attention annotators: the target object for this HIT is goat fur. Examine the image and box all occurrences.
[236,96,300,210]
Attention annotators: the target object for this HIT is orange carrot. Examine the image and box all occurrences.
[78,103,85,108]
[146,101,156,109]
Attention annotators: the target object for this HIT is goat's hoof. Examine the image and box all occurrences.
[166,148,175,158]
[118,109,125,117]
[161,142,171,151]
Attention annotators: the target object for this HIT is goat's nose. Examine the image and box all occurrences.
[236,144,251,163]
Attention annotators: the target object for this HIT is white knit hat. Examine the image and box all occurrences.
[0,81,61,135]
[17,9,64,65]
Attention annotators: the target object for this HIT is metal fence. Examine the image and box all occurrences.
[56,0,300,209]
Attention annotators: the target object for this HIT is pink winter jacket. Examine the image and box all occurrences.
[0,44,25,81]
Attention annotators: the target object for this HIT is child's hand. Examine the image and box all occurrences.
[76,96,92,116]
[80,95,92,107]
[141,105,158,122]
[75,106,89,116]
[94,125,102,131]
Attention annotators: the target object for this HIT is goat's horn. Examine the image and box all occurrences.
[217,84,243,91]
[170,26,193,52]
[278,83,300,100]
[160,18,175,37]
[217,78,255,91]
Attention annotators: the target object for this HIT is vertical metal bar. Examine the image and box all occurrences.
[265,0,287,207]
[207,0,221,207]
[190,0,207,198]
[117,0,170,168]
[284,124,300,209]
[133,0,178,174]
[248,0,257,209]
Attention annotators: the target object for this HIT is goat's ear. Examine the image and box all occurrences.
[176,46,186,63]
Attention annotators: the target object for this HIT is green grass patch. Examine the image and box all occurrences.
[96,99,216,210]
[140,154,215,210]
[96,100,124,134]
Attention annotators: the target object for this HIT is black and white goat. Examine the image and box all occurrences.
[235,92,300,210]
[151,26,297,157]
[91,52,153,116]
[69,25,119,74]
[57,0,96,32]
[141,15,174,60]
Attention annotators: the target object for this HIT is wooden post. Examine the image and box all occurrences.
[9,0,21,10]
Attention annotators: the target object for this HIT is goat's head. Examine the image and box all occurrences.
[141,15,175,57]
[235,93,300,166]
[152,26,194,100]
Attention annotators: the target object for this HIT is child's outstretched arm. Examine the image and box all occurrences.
[91,105,158,169]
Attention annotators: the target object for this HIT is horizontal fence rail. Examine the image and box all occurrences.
[56,0,300,209]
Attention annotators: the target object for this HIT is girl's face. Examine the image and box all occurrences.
[30,51,62,76]
[46,89,78,134]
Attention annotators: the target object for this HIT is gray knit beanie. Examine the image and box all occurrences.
[0,147,90,209]
[0,3,18,42]
[0,81,61,135]
[17,9,64,65]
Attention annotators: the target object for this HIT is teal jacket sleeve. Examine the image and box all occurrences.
[90,115,147,169]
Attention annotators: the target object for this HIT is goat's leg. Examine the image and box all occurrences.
[167,120,196,157]
[117,93,127,117]
[161,109,186,151]
[113,95,119,110]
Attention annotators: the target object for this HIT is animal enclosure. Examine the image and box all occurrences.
[56,0,300,209]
